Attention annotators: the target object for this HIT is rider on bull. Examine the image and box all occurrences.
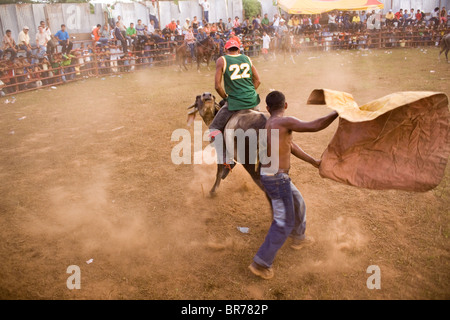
[208,38,261,178]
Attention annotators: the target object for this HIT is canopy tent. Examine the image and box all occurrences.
[277,0,384,15]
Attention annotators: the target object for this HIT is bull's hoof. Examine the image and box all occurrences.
[209,190,217,198]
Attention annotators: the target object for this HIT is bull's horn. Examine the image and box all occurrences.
[187,104,196,109]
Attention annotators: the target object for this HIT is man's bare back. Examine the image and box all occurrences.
[262,92,338,172]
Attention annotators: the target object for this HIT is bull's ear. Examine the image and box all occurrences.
[196,95,201,100]
[187,109,197,126]
[213,95,216,101]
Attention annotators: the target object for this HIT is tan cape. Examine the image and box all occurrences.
[307,89,450,192]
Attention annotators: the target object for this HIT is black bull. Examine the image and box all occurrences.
[187,93,268,195]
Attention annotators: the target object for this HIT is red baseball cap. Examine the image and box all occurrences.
[225,39,240,50]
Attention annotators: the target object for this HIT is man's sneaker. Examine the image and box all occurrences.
[248,262,274,280]
[290,235,315,250]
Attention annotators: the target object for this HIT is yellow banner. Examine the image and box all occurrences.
[278,0,384,14]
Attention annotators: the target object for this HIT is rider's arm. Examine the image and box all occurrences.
[291,142,321,168]
[284,111,338,133]
[251,64,261,89]
[214,57,227,100]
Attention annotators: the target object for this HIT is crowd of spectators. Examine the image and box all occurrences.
[1,4,449,96]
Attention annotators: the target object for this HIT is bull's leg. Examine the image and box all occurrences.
[210,163,225,196]
[439,46,445,61]
[446,49,449,62]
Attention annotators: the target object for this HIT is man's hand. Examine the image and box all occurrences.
[312,158,321,169]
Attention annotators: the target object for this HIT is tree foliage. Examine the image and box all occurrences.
[243,0,261,19]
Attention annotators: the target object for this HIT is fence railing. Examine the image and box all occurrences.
[1,28,449,97]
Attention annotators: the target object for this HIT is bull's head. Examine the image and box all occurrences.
[187,92,220,126]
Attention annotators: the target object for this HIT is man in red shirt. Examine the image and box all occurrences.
[167,19,177,33]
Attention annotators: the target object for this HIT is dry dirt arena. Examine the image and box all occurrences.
[0,47,449,300]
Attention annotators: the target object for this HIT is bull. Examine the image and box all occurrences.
[439,33,450,62]
[187,92,267,196]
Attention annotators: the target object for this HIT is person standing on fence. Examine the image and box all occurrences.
[55,24,73,55]
[18,26,32,59]
[2,30,17,61]
[105,4,115,29]
[200,0,210,23]
[148,0,160,30]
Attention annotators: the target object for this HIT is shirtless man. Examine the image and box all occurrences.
[249,90,338,280]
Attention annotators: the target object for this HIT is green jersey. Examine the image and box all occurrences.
[222,54,260,111]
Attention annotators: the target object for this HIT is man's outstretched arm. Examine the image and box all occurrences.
[291,142,321,168]
[286,111,338,133]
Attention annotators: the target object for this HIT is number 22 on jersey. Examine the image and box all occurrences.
[229,63,251,80]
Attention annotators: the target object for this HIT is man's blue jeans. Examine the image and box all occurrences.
[254,173,306,268]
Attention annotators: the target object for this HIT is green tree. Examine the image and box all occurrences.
[243,0,261,19]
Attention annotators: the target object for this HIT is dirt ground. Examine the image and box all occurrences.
[0,47,449,300]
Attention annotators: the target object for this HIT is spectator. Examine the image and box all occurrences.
[233,16,241,35]
[200,0,210,23]
[2,30,17,61]
[351,12,361,30]
[360,10,367,27]
[105,4,115,28]
[183,18,190,34]
[415,9,423,24]
[167,19,177,33]
[313,14,321,30]
[385,9,395,27]
[214,33,224,57]
[408,9,416,25]
[100,25,111,46]
[192,16,200,33]
[403,10,410,26]
[114,21,128,53]
[136,19,145,38]
[395,9,403,26]
[272,13,280,33]
[217,19,225,33]
[440,7,447,26]
[261,13,270,32]
[261,30,270,61]
[430,7,440,26]
[252,14,262,32]
[116,15,127,38]
[148,0,159,29]
[126,22,137,47]
[92,24,102,45]
[18,26,32,59]
[328,12,337,31]
[55,24,73,55]
[40,20,56,61]
[148,20,156,34]
[196,26,207,42]
[35,26,48,58]
[184,25,195,60]
[225,17,233,35]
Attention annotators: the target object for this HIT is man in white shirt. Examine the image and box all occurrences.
[40,20,56,60]
[262,31,270,60]
[148,0,159,29]
[35,26,48,58]
[199,0,210,23]
[18,26,32,58]
[272,14,280,34]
